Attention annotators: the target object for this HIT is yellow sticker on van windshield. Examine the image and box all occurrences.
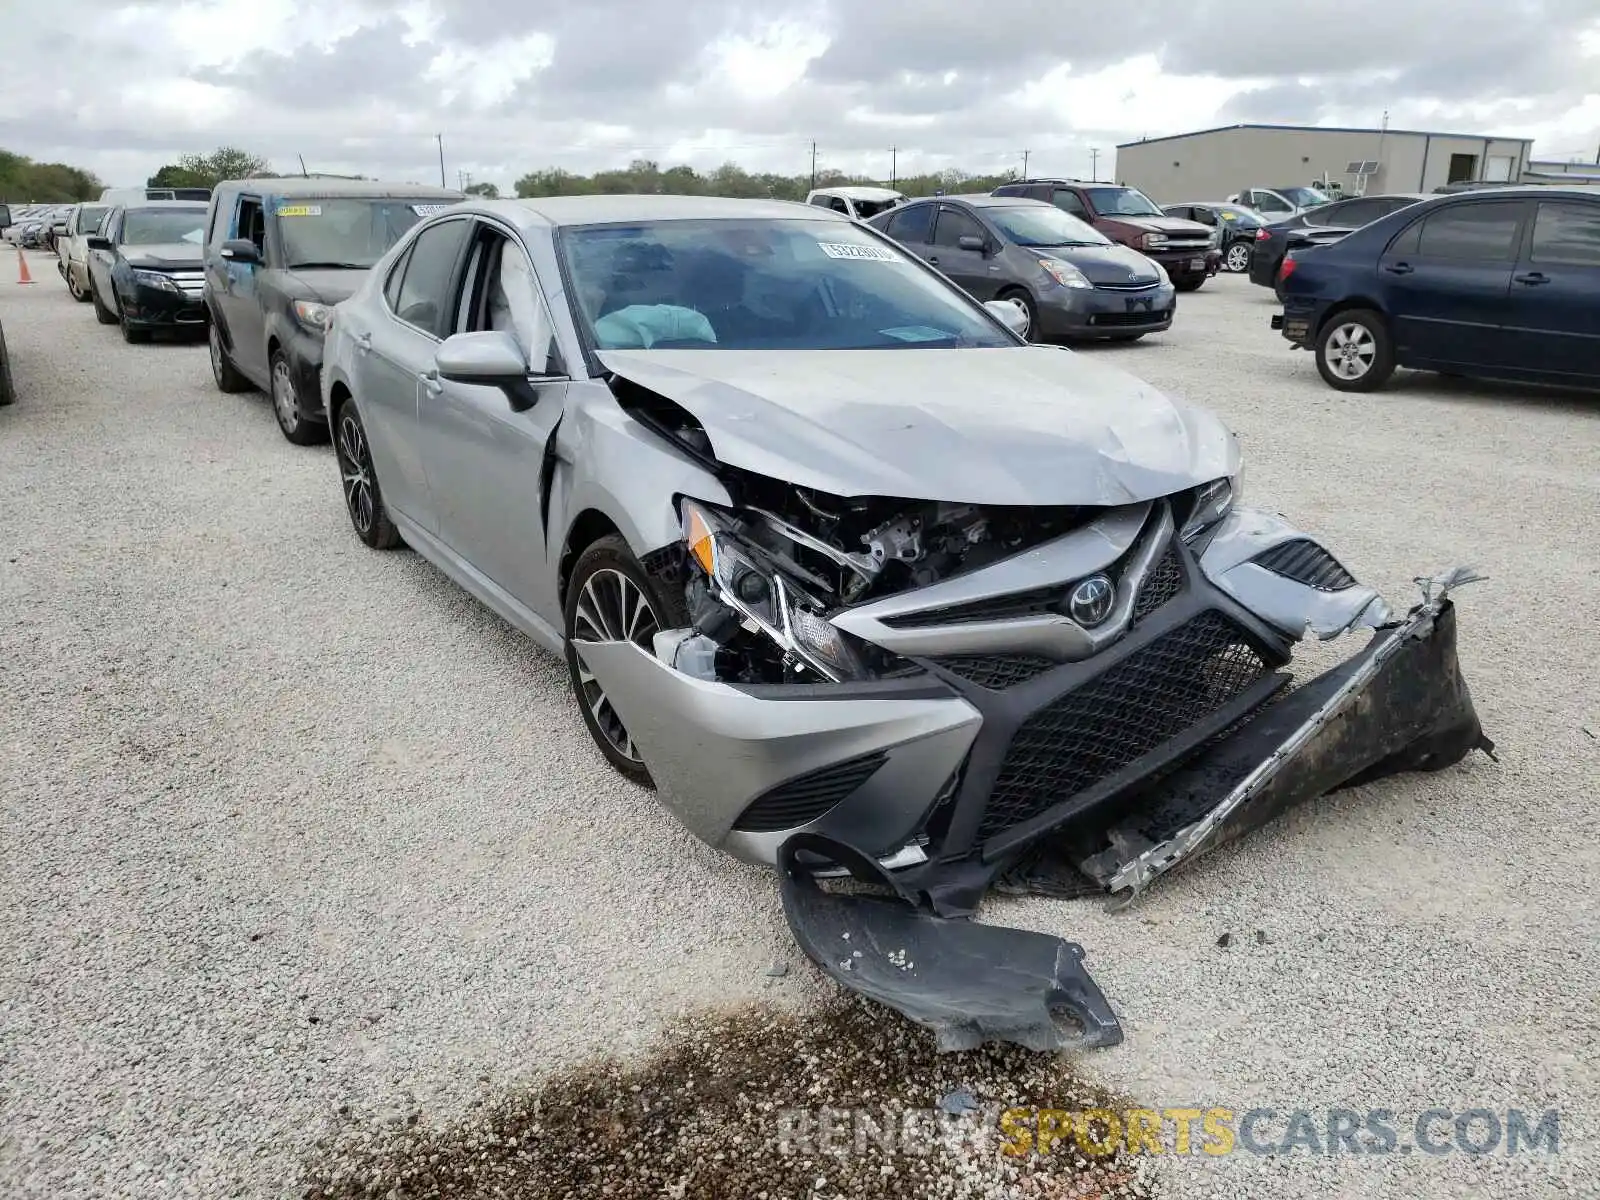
[278,205,322,217]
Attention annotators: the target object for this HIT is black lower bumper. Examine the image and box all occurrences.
[286,337,328,425]
[121,285,207,329]
[780,571,1492,1053]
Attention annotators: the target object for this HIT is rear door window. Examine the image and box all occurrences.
[1529,201,1600,267]
[392,218,472,338]
[1415,201,1525,260]
[885,204,934,244]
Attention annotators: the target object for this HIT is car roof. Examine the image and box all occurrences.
[497,193,849,227]
[902,194,1054,209]
[118,200,210,210]
[216,177,466,200]
[809,186,904,201]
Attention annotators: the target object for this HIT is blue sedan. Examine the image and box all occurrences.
[1271,187,1600,392]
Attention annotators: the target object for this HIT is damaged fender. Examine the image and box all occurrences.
[777,833,1124,1053]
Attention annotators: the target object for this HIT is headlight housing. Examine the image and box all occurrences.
[1179,475,1240,543]
[131,269,179,292]
[681,499,865,681]
[1038,257,1093,290]
[1137,231,1169,250]
[292,299,332,333]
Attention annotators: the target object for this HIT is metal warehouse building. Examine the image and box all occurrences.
[1115,123,1535,204]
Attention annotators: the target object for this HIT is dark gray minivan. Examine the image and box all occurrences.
[202,177,464,444]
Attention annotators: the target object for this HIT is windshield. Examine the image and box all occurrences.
[1277,186,1333,207]
[1084,187,1165,218]
[121,207,207,246]
[1217,205,1265,227]
[78,205,109,234]
[987,205,1110,247]
[274,198,445,269]
[559,218,1014,351]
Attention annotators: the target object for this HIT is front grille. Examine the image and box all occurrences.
[881,585,1061,629]
[1094,280,1161,292]
[731,752,886,833]
[1132,548,1183,621]
[1251,539,1357,591]
[932,654,1057,690]
[975,611,1270,842]
[1089,308,1172,327]
[1161,238,1212,251]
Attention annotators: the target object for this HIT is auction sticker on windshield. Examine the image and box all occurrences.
[278,205,322,217]
[412,204,450,216]
[818,242,899,262]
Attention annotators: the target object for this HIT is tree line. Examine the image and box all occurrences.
[0,149,103,202]
[6,142,1022,205]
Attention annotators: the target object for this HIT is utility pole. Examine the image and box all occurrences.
[297,153,309,178]
[436,133,446,188]
[1021,149,1030,178]
[458,169,472,191]
[1089,148,1100,180]
[810,141,817,190]
[891,147,897,188]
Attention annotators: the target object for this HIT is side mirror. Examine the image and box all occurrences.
[53,223,68,236]
[220,238,261,265]
[435,330,561,413]
[984,298,1031,339]
[86,235,112,252]
[957,234,987,253]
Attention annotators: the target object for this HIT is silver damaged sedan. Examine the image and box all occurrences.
[321,195,1492,1051]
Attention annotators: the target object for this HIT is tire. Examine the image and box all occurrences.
[68,266,91,302]
[270,347,329,446]
[332,399,402,550]
[90,279,118,325]
[1174,276,1206,293]
[1224,242,1252,273]
[0,325,14,406]
[120,313,149,344]
[996,288,1038,341]
[563,534,691,786]
[208,321,252,394]
[1315,308,1395,393]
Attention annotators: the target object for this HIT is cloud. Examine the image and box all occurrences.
[0,0,1595,191]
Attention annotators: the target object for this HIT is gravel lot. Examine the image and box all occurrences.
[2,248,1596,1199]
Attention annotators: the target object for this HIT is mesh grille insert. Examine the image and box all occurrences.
[732,752,887,833]
[932,654,1058,689]
[976,611,1269,842]
[1132,548,1184,621]
[1252,539,1357,591]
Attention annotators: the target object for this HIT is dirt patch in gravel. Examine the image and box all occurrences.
[300,996,1155,1200]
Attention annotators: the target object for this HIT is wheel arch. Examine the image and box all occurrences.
[1315,296,1390,341]
[558,509,625,607]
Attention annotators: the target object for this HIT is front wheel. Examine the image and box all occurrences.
[1315,309,1395,392]
[209,321,252,394]
[90,279,118,325]
[563,535,690,785]
[996,288,1038,341]
[333,400,402,549]
[271,348,328,445]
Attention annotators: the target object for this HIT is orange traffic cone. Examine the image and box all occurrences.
[15,246,33,285]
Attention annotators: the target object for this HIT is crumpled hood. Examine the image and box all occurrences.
[597,346,1239,505]
[281,267,365,305]
[122,243,202,269]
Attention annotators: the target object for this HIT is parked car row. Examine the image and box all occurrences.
[2,203,74,248]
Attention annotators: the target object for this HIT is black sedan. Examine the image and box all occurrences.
[85,201,209,343]
[1249,193,1431,292]
[1163,202,1270,273]
[1272,187,1600,392]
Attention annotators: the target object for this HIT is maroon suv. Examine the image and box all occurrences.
[992,179,1221,291]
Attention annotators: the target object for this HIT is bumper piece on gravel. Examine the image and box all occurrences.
[778,833,1123,1054]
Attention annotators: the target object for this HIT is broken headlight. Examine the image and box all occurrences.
[681,499,866,682]
[1179,473,1240,543]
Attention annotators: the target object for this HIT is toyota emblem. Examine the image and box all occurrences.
[1068,574,1116,627]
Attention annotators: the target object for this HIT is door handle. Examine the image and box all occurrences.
[927,255,940,266]
[353,331,372,353]
[1513,271,1549,285]
[1384,262,1414,275]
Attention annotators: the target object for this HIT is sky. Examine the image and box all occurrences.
[3,0,1599,191]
